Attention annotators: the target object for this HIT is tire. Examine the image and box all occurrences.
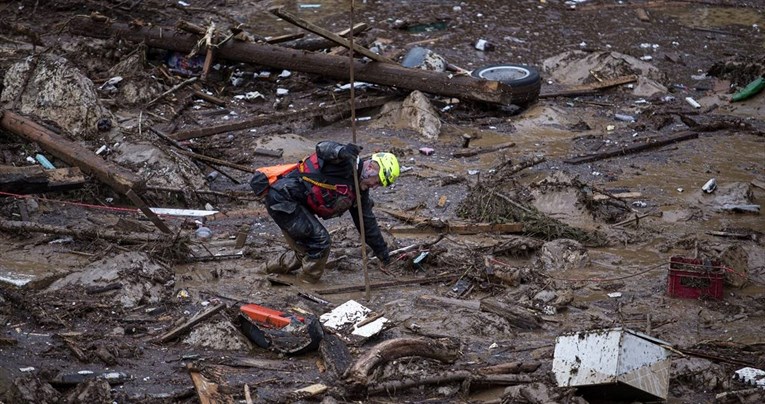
[471,64,542,106]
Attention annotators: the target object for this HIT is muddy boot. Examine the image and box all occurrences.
[262,251,302,274]
[299,249,330,283]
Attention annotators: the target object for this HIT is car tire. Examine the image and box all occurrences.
[471,64,542,106]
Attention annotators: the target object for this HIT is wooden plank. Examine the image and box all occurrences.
[564,131,699,165]
[68,18,537,106]
[0,165,86,193]
[479,299,542,330]
[187,365,219,404]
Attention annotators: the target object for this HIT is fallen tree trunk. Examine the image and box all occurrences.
[67,17,538,106]
[0,219,170,244]
[345,337,461,388]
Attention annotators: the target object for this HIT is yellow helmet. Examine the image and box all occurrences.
[371,152,399,187]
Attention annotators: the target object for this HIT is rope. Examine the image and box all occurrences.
[347,0,370,300]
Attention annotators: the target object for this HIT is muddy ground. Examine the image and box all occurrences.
[1,0,765,403]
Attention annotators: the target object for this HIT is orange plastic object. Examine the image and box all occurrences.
[240,304,303,328]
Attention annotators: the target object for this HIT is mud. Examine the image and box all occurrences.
[1,0,765,403]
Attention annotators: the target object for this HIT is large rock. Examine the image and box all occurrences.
[0,54,113,140]
[542,50,663,86]
[373,90,441,140]
[183,319,251,350]
[46,252,171,308]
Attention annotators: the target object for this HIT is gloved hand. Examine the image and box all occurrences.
[338,143,362,161]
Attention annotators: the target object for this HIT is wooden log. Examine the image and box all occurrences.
[171,96,394,141]
[479,300,542,330]
[314,274,457,295]
[368,371,533,395]
[0,165,85,193]
[0,219,170,243]
[158,303,226,342]
[452,141,515,158]
[270,7,392,64]
[564,131,699,164]
[67,17,536,106]
[345,337,461,387]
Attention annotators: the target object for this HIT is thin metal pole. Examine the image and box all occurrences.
[347,0,370,300]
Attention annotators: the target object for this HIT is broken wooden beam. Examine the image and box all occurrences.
[0,165,85,193]
[539,75,638,98]
[284,23,369,51]
[345,337,461,388]
[171,96,394,141]
[187,364,231,404]
[270,7,392,64]
[67,17,537,106]
[158,303,226,342]
[479,299,542,330]
[564,131,699,164]
[0,219,170,244]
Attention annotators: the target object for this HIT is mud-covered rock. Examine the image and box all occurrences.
[4,374,61,404]
[183,319,251,351]
[62,378,112,404]
[542,50,664,86]
[0,53,113,140]
[104,45,162,106]
[46,252,171,308]
[374,90,441,140]
[535,239,590,272]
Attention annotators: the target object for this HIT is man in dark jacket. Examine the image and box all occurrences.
[262,141,400,282]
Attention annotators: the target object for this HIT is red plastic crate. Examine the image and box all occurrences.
[667,256,725,300]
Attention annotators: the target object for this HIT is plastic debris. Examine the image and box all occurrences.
[614,113,636,122]
[731,77,765,102]
[734,367,765,388]
[685,97,701,109]
[419,147,435,156]
[702,178,717,193]
[474,39,495,51]
[35,154,55,170]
